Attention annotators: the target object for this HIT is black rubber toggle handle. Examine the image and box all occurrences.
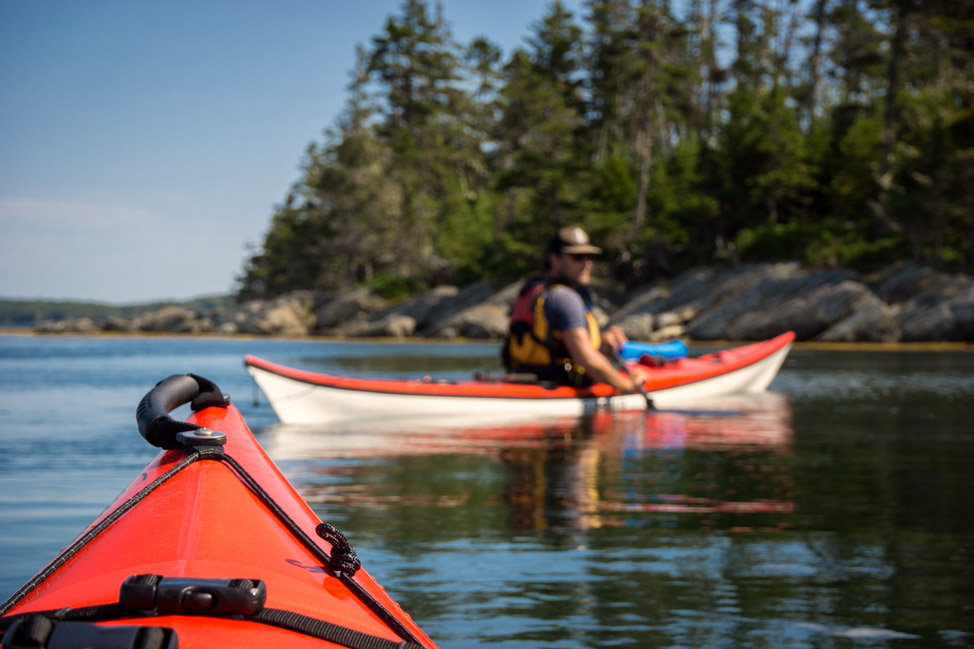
[120,574,266,616]
[136,374,230,449]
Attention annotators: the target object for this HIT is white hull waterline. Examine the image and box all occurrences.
[245,332,794,425]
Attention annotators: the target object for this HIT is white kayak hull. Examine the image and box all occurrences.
[245,332,794,425]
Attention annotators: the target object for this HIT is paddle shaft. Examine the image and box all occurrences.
[608,347,655,410]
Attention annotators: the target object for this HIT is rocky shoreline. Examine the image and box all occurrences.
[34,262,974,343]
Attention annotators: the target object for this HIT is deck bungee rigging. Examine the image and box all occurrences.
[0,374,438,649]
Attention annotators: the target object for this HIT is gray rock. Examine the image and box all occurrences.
[215,321,239,335]
[728,279,868,341]
[342,314,418,338]
[948,284,974,338]
[324,283,504,338]
[665,267,724,310]
[655,311,685,330]
[415,280,498,336]
[37,317,101,334]
[817,294,900,342]
[685,286,764,340]
[137,306,199,333]
[610,284,670,322]
[374,314,418,338]
[376,286,459,329]
[614,313,655,341]
[688,269,861,341]
[246,307,308,337]
[649,324,686,342]
[615,312,688,342]
[237,293,313,337]
[314,289,386,331]
[679,265,799,339]
[482,281,524,308]
[872,262,956,304]
[216,300,261,330]
[101,316,137,332]
[896,275,972,341]
[900,303,960,341]
[194,317,215,334]
[34,320,64,333]
[428,304,508,339]
[462,305,510,339]
[675,263,804,314]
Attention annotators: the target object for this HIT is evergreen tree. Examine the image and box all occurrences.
[492,1,590,276]
[583,0,699,273]
[878,0,974,267]
[367,0,486,284]
[716,1,816,249]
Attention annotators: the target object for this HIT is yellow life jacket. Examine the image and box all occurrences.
[503,279,601,381]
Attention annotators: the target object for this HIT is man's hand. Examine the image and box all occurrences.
[600,325,628,353]
[626,364,652,390]
[562,327,651,393]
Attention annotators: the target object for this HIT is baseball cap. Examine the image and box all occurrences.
[547,226,603,255]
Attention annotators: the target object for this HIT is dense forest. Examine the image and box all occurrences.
[237,0,974,301]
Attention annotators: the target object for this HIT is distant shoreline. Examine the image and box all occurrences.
[3,327,972,353]
[10,262,974,345]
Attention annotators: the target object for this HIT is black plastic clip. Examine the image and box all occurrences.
[120,574,266,616]
[1,616,176,649]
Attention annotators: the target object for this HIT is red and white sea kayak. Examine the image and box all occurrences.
[244,332,795,425]
[0,374,439,649]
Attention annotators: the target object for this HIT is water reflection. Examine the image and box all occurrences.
[260,392,794,537]
[255,387,973,648]
[499,395,794,535]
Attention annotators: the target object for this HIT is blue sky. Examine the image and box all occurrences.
[0,0,584,304]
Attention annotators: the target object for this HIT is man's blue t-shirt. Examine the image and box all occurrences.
[543,286,590,336]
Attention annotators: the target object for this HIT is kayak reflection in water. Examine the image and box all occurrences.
[262,393,795,536]
[499,394,795,534]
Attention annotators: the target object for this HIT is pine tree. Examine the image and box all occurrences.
[492,1,590,275]
[367,0,486,283]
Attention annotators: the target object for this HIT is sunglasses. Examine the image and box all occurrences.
[566,253,595,262]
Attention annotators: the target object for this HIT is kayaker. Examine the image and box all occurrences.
[503,226,651,392]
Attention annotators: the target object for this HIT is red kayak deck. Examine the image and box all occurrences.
[0,380,438,648]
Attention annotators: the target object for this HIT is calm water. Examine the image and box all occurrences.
[0,334,972,648]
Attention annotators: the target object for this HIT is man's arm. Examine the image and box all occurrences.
[561,327,649,392]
